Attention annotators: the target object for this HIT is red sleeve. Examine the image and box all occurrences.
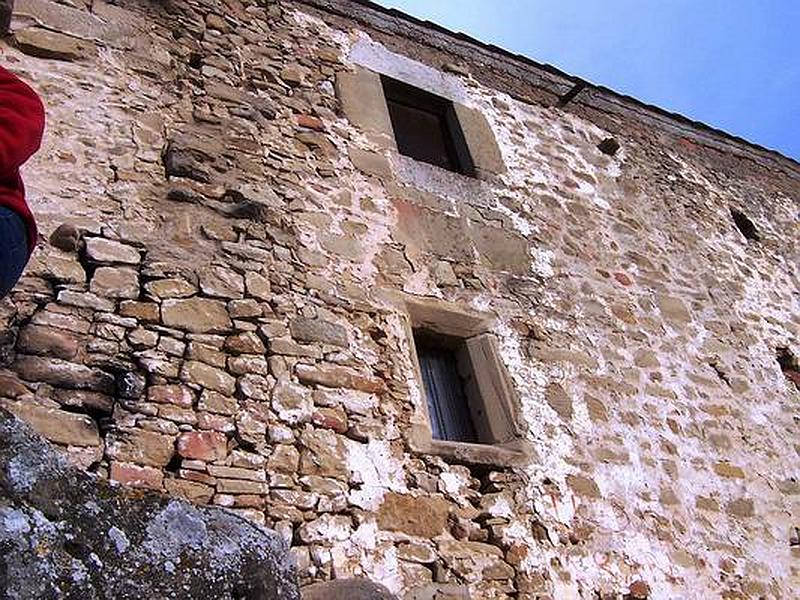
[0,66,45,178]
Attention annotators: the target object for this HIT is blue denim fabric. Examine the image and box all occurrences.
[0,206,29,299]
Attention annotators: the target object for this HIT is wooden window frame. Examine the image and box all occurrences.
[381,75,476,177]
[399,297,533,467]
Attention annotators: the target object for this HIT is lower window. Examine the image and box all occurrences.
[399,298,529,465]
[415,331,479,443]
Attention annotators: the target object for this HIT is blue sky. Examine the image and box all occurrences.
[376,0,800,161]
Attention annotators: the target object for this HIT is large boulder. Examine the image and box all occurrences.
[0,408,299,600]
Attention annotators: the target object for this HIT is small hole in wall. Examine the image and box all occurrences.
[709,361,731,386]
[597,137,620,156]
[164,453,182,475]
[790,526,800,547]
[777,347,800,390]
[730,208,760,241]
[188,53,203,69]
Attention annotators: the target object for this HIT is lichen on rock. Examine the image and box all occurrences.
[0,408,299,599]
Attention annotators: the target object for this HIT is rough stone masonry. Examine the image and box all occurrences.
[0,0,798,598]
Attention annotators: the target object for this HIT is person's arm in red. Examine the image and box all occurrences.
[0,65,45,179]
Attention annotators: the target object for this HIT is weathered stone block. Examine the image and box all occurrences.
[14,0,121,41]
[393,200,472,263]
[17,324,79,359]
[216,478,268,495]
[164,478,214,503]
[657,295,692,324]
[199,265,245,299]
[244,271,271,300]
[162,298,232,333]
[85,237,141,264]
[301,579,397,600]
[13,355,114,392]
[119,300,160,322]
[272,381,313,425]
[2,401,99,447]
[453,102,506,175]
[14,26,93,60]
[289,317,348,347]
[297,514,351,543]
[336,67,395,145]
[176,430,227,462]
[566,474,601,498]
[349,147,393,180]
[105,429,175,467]
[225,332,266,355]
[148,384,195,407]
[145,278,197,299]
[298,428,348,480]
[296,363,385,394]
[377,493,451,537]
[90,267,139,299]
[181,361,237,395]
[110,461,164,490]
[545,382,572,421]
[471,224,530,275]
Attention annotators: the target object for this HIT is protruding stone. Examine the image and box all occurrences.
[199,265,245,299]
[49,223,81,251]
[244,271,271,300]
[145,278,197,299]
[272,381,313,425]
[149,384,195,407]
[110,461,164,489]
[164,478,214,503]
[225,332,265,355]
[268,444,300,474]
[348,147,392,180]
[297,514,351,543]
[545,383,572,421]
[566,474,601,498]
[119,300,160,321]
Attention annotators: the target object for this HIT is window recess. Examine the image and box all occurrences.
[413,329,518,446]
[381,75,475,176]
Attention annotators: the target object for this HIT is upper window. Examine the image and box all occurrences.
[381,76,475,176]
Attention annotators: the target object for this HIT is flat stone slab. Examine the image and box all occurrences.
[0,408,299,600]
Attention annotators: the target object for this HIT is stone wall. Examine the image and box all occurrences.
[1,0,798,598]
